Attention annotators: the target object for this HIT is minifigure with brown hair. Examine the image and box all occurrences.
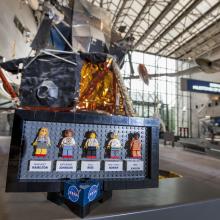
[130,132,142,158]
[59,129,76,158]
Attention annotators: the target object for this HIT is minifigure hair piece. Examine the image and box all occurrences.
[134,132,140,138]
[108,131,114,138]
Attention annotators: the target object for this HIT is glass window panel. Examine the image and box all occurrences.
[121,52,191,136]
[131,79,143,91]
[157,57,167,68]
[146,65,155,74]
[144,53,155,66]
[132,51,143,63]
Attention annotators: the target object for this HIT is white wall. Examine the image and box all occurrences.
[189,55,220,137]
[0,0,37,60]
[0,0,37,135]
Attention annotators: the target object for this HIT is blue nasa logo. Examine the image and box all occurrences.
[88,184,99,202]
[68,185,80,202]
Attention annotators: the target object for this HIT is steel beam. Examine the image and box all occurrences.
[157,1,220,55]
[168,17,220,58]
[133,0,179,49]
[178,30,220,59]
[112,0,127,27]
[124,0,153,38]
[144,0,203,53]
[100,0,103,8]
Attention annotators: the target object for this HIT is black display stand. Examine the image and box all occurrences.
[47,191,112,218]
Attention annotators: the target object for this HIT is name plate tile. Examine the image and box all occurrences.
[56,161,77,172]
[81,161,100,171]
[29,160,52,172]
[105,161,123,171]
[126,160,144,171]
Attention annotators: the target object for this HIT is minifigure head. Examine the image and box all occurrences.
[38,127,48,137]
[134,132,140,140]
[64,129,74,137]
[90,131,96,139]
[113,133,118,139]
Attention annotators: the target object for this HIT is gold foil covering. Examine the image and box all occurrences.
[77,62,115,113]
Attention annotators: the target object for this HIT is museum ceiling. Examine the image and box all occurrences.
[88,0,220,59]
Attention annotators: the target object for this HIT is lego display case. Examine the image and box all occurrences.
[6,109,159,192]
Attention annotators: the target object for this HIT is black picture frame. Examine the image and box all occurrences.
[6,109,159,192]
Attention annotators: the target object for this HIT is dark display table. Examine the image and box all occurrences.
[2,177,220,220]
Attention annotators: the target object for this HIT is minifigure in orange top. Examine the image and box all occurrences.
[130,132,141,158]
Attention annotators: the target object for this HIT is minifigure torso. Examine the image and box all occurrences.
[61,137,76,146]
[130,139,141,149]
[108,138,121,148]
[85,138,99,148]
[36,136,50,147]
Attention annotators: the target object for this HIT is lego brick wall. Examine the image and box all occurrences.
[18,120,147,180]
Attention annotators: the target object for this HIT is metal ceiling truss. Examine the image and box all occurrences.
[156,1,220,56]
[112,0,127,27]
[143,0,203,53]
[124,0,154,38]
[165,3,220,58]
[133,0,179,49]
[88,0,220,59]
[174,18,220,59]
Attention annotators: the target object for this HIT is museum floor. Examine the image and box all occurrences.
[1,137,220,219]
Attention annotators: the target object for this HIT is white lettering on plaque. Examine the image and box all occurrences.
[126,160,144,171]
[56,161,77,172]
[81,161,100,171]
[29,160,52,172]
[105,161,123,171]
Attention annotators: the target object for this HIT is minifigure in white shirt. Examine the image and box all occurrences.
[107,132,122,159]
[59,129,76,158]
[84,131,99,159]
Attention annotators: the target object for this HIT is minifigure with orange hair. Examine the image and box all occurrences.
[130,132,142,159]
[32,127,51,157]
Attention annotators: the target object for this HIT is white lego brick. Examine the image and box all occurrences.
[81,161,100,171]
[29,160,52,172]
[105,160,123,171]
[126,160,144,171]
[56,161,77,172]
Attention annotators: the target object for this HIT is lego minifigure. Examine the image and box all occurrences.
[84,131,99,159]
[107,132,122,159]
[130,132,142,159]
[59,129,76,158]
[32,127,51,157]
